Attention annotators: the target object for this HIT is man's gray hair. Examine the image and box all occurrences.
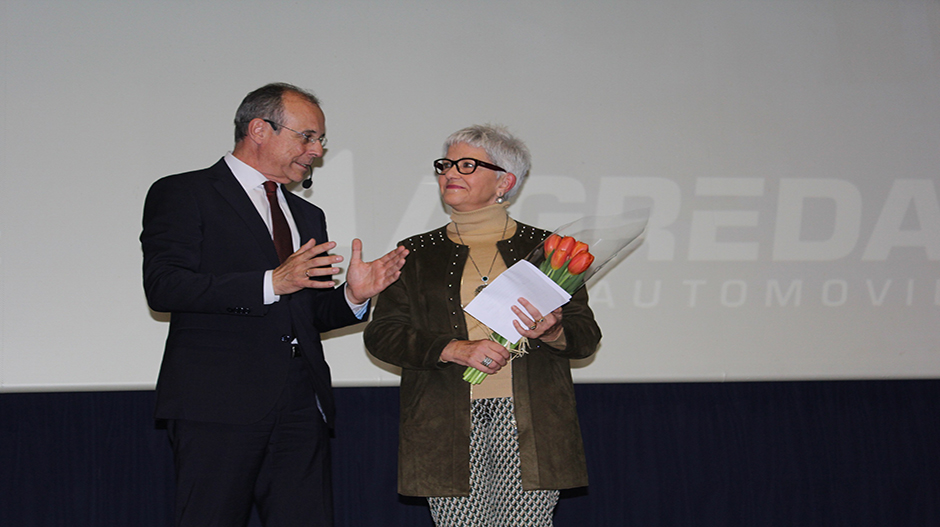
[443,124,531,200]
[233,83,320,144]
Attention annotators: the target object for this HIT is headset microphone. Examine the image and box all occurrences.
[302,177,312,189]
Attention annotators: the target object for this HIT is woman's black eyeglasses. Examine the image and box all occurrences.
[434,158,506,175]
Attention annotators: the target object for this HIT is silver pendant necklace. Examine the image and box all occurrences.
[453,215,509,296]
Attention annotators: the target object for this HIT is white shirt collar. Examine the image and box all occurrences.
[224,152,270,192]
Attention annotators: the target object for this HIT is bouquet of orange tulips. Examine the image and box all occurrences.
[462,210,649,384]
[539,234,596,293]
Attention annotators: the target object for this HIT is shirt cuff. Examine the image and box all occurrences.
[264,270,278,305]
[265,274,367,319]
[344,283,370,319]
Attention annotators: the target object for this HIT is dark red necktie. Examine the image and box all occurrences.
[263,181,293,263]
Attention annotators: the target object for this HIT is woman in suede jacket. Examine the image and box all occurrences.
[364,125,601,527]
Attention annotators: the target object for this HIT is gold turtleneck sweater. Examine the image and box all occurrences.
[446,203,516,400]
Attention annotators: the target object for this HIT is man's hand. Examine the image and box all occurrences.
[344,239,409,305]
[272,238,343,296]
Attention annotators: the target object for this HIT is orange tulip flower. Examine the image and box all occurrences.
[567,252,595,275]
[543,234,562,255]
[550,246,570,270]
[570,241,589,258]
[556,236,576,254]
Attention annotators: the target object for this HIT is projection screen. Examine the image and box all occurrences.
[1,0,938,391]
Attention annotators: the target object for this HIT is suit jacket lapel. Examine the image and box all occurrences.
[208,159,282,267]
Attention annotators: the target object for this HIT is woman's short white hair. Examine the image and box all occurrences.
[443,124,531,200]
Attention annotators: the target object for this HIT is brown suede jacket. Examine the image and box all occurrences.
[364,222,602,497]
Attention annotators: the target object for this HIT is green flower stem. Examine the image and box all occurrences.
[462,367,488,384]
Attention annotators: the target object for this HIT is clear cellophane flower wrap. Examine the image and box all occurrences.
[463,209,650,384]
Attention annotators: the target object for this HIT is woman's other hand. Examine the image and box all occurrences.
[512,297,563,341]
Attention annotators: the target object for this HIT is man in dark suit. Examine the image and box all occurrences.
[141,83,408,527]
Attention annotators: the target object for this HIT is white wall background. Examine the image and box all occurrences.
[1,0,938,391]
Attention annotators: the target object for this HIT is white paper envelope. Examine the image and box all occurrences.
[464,260,571,344]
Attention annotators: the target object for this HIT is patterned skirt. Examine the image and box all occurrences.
[427,397,560,527]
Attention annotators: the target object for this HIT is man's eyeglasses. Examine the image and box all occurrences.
[433,158,506,175]
[264,119,328,147]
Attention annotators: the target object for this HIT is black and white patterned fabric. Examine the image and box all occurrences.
[428,397,560,527]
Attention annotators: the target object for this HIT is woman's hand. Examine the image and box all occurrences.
[512,297,564,341]
[441,339,511,375]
